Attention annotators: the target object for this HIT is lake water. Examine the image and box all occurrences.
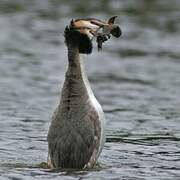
[0,0,180,179]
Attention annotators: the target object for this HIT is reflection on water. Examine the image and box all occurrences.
[0,0,180,179]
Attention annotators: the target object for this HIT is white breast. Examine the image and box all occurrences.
[80,56,106,159]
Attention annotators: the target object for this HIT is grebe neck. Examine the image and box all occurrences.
[60,45,94,107]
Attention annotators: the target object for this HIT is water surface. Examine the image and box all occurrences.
[0,0,180,179]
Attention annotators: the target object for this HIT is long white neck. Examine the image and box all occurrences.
[60,46,94,107]
[78,55,95,99]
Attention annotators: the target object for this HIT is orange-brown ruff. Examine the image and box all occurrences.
[47,17,121,169]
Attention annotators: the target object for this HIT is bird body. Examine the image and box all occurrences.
[47,17,121,169]
[47,46,105,169]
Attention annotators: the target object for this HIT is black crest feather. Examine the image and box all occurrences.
[111,26,122,38]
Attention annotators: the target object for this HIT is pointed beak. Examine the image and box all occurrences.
[71,16,121,38]
[70,16,122,50]
[71,19,101,39]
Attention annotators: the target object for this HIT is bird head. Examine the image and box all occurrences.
[64,16,122,54]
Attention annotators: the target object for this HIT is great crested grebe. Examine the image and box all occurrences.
[47,16,121,169]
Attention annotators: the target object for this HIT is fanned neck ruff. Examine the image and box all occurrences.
[64,25,93,54]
